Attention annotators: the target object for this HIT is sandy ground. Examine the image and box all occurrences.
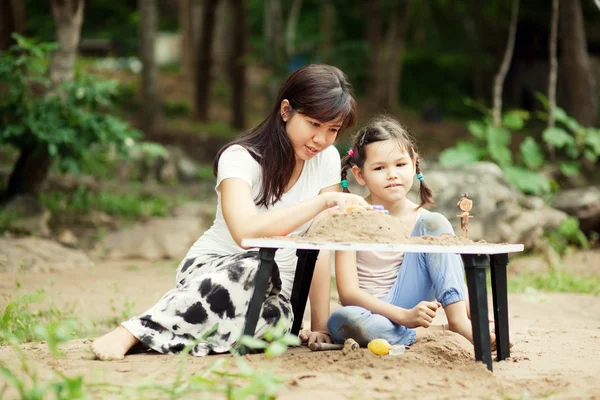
[1,259,599,399]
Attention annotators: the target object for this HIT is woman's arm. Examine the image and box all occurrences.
[304,183,339,341]
[220,178,368,248]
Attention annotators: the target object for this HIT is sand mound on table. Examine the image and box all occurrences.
[301,210,487,245]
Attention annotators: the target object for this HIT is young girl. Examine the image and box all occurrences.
[327,115,494,348]
[92,64,370,360]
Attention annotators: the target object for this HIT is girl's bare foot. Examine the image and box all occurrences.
[92,325,140,360]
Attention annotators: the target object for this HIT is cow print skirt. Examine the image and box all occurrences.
[121,251,293,356]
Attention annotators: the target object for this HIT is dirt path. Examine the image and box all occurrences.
[1,260,599,399]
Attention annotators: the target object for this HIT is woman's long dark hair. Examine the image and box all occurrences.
[213,64,357,207]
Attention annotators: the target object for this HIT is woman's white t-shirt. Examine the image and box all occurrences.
[185,144,341,299]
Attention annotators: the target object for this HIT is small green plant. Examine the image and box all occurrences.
[0,34,140,198]
[0,320,87,400]
[0,290,89,346]
[103,297,136,327]
[439,101,553,195]
[546,217,590,256]
[508,270,600,295]
[439,97,600,196]
[238,318,301,359]
[41,186,169,219]
[130,321,297,399]
[536,94,600,177]
[0,210,17,233]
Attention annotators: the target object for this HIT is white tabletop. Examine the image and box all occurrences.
[242,238,524,255]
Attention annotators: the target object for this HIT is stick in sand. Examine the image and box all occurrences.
[309,338,359,353]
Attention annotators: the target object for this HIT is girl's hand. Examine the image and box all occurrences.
[299,329,333,346]
[321,192,371,211]
[402,301,440,328]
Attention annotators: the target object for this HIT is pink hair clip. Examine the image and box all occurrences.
[347,149,355,158]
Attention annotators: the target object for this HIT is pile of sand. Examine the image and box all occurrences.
[300,210,492,246]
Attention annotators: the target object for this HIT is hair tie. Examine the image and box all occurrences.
[341,180,349,189]
[417,173,424,182]
[347,149,355,158]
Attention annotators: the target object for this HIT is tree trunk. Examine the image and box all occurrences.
[0,0,25,52]
[467,0,485,101]
[214,0,232,74]
[229,0,246,130]
[365,0,384,112]
[4,147,53,201]
[194,0,219,121]
[385,1,413,111]
[319,0,334,63]
[492,0,519,127]
[264,0,285,101]
[139,0,162,134]
[547,0,559,129]
[49,0,84,84]
[179,0,194,82]
[4,0,83,200]
[559,0,597,127]
[285,0,303,57]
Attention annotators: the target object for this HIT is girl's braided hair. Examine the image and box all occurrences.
[341,115,435,209]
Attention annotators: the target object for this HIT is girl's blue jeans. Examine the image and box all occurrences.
[327,212,468,346]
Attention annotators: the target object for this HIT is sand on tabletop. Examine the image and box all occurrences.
[297,209,499,246]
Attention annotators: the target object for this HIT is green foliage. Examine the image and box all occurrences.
[0,290,88,346]
[41,186,168,220]
[440,95,600,196]
[0,34,140,177]
[547,217,590,256]
[1,311,87,400]
[238,318,301,359]
[508,270,600,295]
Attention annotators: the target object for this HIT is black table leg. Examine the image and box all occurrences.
[490,253,510,361]
[461,254,493,372]
[290,249,320,335]
[240,247,276,355]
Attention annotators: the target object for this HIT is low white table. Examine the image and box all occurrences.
[241,238,524,371]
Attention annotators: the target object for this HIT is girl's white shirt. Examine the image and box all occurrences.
[355,207,428,299]
[185,144,341,299]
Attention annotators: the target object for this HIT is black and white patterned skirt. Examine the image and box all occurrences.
[122,251,293,356]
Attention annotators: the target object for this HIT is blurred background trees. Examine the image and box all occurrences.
[1,0,600,203]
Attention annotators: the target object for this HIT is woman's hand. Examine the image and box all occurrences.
[400,301,440,328]
[321,192,371,211]
[299,329,333,346]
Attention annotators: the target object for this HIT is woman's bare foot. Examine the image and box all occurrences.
[92,325,140,360]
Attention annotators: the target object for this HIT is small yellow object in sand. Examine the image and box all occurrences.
[346,205,367,213]
[367,338,392,355]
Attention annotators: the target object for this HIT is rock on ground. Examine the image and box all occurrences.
[0,237,94,273]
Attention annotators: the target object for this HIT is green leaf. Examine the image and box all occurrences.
[542,127,575,149]
[238,336,267,349]
[502,110,529,130]
[552,107,569,123]
[467,121,486,139]
[502,166,552,195]
[438,141,482,166]
[583,149,598,163]
[265,341,288,358]
[584,129,600,154]
[279,334,301,347]
[558,216,580,236]
[519,137,545,169]
[558,161,580,177]
[487,126,512,166]
[487,126,511,146]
